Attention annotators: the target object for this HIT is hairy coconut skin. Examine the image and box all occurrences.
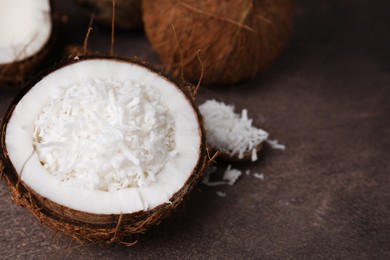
[0,57,208,243]
[77,0,143,30]
[143,0,293,85]
[0,2,56,89]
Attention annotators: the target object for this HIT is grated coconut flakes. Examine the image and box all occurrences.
[199,99,269,161]
[33,78,175,192]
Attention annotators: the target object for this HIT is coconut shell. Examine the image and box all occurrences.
[143,0,293,85]
[77,0,143,30]
[0,56,208,243]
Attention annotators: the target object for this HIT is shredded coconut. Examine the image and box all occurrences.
[216,191,226,197]
[253,173,264,180]
[202,176,227,187]
[33,78,175,191]
[266,139,286,150]
[223,165,242,185]
[202,164,242,186]
[199,99,268,161]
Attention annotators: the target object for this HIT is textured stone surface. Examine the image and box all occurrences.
[1,0,390,258]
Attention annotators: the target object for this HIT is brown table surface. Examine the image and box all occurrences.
[1,1,390,259]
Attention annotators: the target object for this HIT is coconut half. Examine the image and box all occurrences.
[0,0,53,86]
[0,57,207,242]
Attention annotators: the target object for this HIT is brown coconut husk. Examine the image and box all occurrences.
[143,0,293,85]
[76,0,143,31]
[0,3,56,89]
[0,56,209,244]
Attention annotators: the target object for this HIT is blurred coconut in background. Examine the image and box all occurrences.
[143,0,293,85]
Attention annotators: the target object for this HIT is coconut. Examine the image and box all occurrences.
[142,0,293,85]
[0,56,208,243]
[77,0,143,30]
[0,0,54,87]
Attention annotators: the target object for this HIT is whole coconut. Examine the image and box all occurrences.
[77,0,143,30]
[143,0,293,85]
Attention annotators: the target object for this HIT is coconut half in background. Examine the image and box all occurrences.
[0,57,207,242]
[0,0,53,86]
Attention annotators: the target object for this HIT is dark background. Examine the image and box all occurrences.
[1,0,390,259]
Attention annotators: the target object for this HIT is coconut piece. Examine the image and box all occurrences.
[266,139,286,150]
[223,165,242,186]
[0,0,53,87]
[199,99,268,162]
[0,57,207,242]
[143,0,293,85]
[202,164,242,187]
[253,173,264,180]
[216,191,226,197]
[77,0,143,30]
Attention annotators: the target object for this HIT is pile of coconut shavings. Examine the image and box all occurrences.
[199,99,285,197]
[199,99,269,161]
[33,78,175,192]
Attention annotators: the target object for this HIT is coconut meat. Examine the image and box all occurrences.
[0,0,51,64]
[5,59,201,214]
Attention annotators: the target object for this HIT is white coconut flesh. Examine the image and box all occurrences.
[0,0,51,64]
[5,59,202,215]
